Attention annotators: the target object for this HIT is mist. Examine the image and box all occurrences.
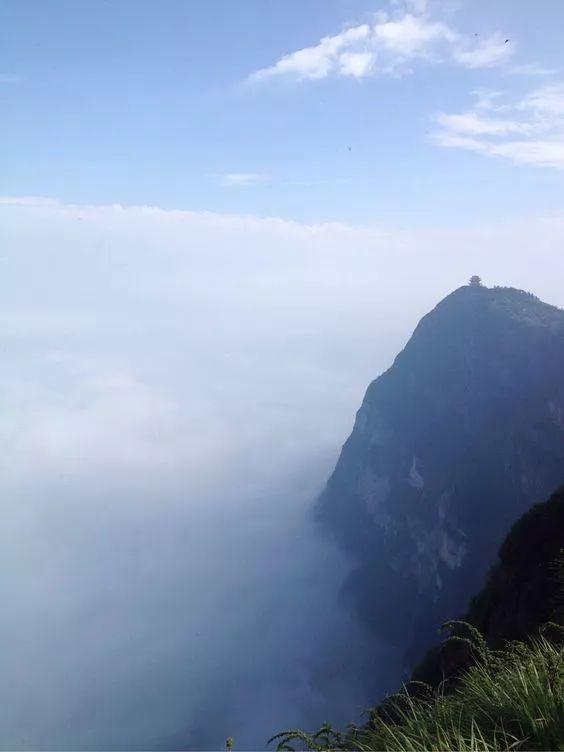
[1,197,564,749]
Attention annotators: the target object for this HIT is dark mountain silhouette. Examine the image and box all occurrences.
[318,283,564,666]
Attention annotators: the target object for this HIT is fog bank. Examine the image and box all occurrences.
[1,198,563,748]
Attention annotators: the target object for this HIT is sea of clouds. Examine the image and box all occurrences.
[1,197,563,748]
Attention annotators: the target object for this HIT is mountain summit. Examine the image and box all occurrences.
[318,284,564,665]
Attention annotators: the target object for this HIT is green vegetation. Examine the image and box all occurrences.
[269,623,564,751]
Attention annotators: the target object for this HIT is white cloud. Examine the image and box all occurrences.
[1,195,418,747]
[247,25,371,82]
[0,195,59,206]
[339,51,376,78]
[509,62,556,77]
[372,13,456,57]
[435,111,531,136]
[213,172,269,187]
[1,197,563,495]
[452,34,513,69]
[246,2,514,84]
[487,139,564,168]
[432,83,564,168]
[395,0,429,13]
[521,84,564,115]
[472,88,504,110]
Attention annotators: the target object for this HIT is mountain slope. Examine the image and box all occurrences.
[318,283,564,664]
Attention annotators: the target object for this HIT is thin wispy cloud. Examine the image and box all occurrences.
[432,83,564,168]
[435,111,532,137]
[212,172,270,187]
[452,33,513,69]
[246,1,513,84]
[509,62,556,77]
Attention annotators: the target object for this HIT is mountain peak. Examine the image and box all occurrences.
[393,284,564,386]
[429,283,563,329]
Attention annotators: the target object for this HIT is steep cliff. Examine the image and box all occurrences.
[412,485,564,689]
[318,283,564,664]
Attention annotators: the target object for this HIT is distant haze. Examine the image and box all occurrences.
[1,197,564,748]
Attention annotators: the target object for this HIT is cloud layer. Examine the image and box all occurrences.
[1,197,564,748]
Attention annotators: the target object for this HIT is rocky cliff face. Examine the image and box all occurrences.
[318,284,564,665]
[411,485,564,689]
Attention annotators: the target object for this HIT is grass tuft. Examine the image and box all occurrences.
[269,630,564,751]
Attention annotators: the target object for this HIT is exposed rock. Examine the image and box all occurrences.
[412,485,564,689]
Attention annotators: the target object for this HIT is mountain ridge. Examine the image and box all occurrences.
[317,282,564,665]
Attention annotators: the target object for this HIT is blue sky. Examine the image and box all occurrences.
[2,0,564,226]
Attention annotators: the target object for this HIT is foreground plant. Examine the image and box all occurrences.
[269,624,564,752]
